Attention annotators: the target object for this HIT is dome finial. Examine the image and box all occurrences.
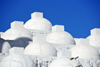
[52,25,64,32]
[11,21,24,28]
[31,12,43,19]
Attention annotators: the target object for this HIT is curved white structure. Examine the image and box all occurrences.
[0,12,100,67]
[0,54,35,67]
[1,21,33,40]
[1,27,33,40]
[24,12,52,32]
[1,41,11,53]
[86,35,90,39]
[70,44,100,60]
[0,38,11,53]
[46,31,75,45]
[49,58,74,67]
[24,41,57,56]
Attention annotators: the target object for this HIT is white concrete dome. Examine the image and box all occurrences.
[1,27,33,40]
[46,31,75,45]
[0,38,11,53]
[0,54,35,67]
[24,12,52,32]
[70,44,100,60]
[49,58,73,67]
[86,35,90,39]
[24,41,57,56]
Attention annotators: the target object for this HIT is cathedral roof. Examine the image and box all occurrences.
[24,12,52,32]
[1,21,33,40]
[46,31,75,45]
[70,44,100,60]
[24,41,57,56]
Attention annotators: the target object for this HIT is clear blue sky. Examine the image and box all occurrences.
[0,0,100,38]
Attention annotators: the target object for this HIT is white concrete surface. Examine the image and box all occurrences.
[11,21,24,28]
[48,58,78,67]
[90,28,100,47]
[33,34,46,42]
[24,41,57,56]
[9,47,24,54]
[46,31,75,45]
[74,38,89,45]
[57,49,71,58]
[70,44,100,60]
[0,12,100,67]
[91,28,100,35]
[1,21,33,40]
[0,32,4,38]
[24,12,52,32]
[0,38,11,54]
[31,12,43,18]
[2,41,11,54]
[0,54,35,67]
[52,25,64,32]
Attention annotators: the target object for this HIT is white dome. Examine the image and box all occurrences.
[24,41,57,56]
[46,31,75,45]
[1,27,33,40]
[0,54,35,67]
[24,12,52,32]
[49,58,74,67]
[86,35,90,39]
[0,38,11,53]
[70,44,100,60]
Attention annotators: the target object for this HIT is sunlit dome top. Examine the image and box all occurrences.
[24,12,52,32]
[24,41,57,56]
[1,21,33,40]
[70,44,100,60]
[0,54,35,67]
[86,35,90,39]
[46,31,75,45]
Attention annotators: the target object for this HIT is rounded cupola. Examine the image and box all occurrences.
[24,12,52,32]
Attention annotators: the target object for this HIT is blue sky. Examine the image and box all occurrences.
[0,0,100,38]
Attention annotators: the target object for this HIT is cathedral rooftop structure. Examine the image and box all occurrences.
[1,21,33,40]
[24,12,52,32]
[46,25,75,45]
[0,12,100,67]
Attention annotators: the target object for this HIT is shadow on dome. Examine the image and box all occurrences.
[6,37,32,48]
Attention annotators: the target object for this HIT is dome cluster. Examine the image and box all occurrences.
[0,12,100,67]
